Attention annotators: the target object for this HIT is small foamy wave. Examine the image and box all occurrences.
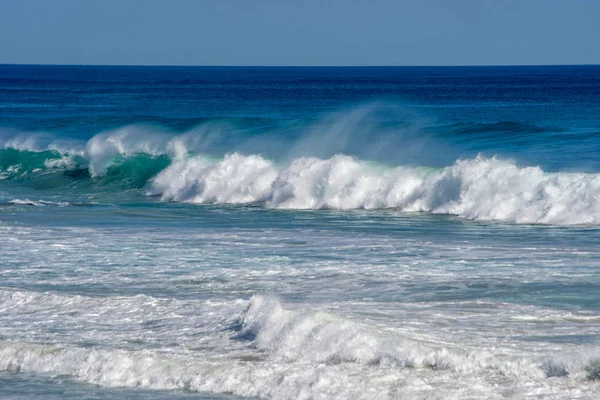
[8,199,71,207]
[236,295,464,369]
[2,295,598,399]
[236,295,600,382]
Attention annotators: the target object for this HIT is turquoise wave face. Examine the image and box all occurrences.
[0,147,170,191]
[0,148,77,175]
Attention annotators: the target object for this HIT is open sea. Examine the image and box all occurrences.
[1,64,600,399]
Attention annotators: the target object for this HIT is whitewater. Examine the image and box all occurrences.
[1,65,600,399]
[3,126,600,225]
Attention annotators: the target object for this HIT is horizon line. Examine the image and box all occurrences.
[1,63,599,68]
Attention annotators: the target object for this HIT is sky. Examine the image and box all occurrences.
[1,0,599,66]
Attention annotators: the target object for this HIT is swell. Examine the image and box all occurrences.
[0,115,285,135]
[448,121,563,136]
[2,117,600,224]
[1,112,569,145]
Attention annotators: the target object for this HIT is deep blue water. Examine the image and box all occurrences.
[2,65,600,170]
[1,65,600,399]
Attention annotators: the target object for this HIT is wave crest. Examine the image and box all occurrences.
[3,124,600,225]
[149,153,600,225]
[147,153,277,204]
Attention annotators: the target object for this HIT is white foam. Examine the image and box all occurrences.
[43,155,79,170]
[147,153,277,204]
[149,153,600,225]
[85,126,169,176]
[239,295,464,369]
[9,199,70,207]
[1,295,599,399]
[238,296,566,376]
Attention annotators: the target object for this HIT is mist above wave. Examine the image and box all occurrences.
[0,104,483,178]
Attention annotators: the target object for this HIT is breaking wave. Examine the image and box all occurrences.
[234,295,600,380]
[149,153,600,225]
[1,294,599,399]
[2,120,600,225]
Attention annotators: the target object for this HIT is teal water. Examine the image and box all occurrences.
[1,65,600,399]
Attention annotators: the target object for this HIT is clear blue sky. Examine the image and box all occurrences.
[1,0,598,66]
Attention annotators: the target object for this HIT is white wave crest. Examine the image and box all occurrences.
[85,126,184,176]
[149,153,600,225]
[147,153,277,204]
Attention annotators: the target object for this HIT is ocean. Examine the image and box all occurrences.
[1,64,600,399]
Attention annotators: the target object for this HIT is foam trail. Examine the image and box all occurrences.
[149,153,600,225]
